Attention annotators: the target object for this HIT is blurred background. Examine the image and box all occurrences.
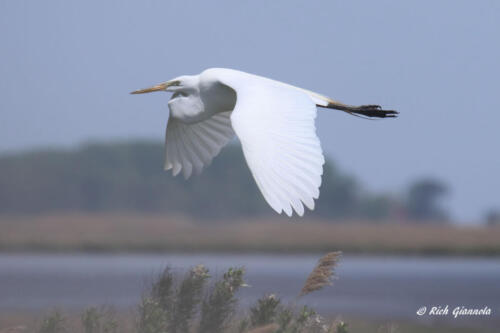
[1,1,499,332]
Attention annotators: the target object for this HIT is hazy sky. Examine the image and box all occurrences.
[1,1,499,223]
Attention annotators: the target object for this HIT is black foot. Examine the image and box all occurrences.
[354,105,398,118]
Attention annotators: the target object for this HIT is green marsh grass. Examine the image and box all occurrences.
[28,253,345,333]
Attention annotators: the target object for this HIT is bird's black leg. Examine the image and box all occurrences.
[319,101,398,118]
[352,105,398,118]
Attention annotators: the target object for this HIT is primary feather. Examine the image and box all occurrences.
[222,72,324,216]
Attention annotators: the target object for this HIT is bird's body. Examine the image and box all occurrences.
[132,68,397,216]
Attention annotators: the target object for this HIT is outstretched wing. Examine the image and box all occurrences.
[165,111,235,179]
[229,79,325,216]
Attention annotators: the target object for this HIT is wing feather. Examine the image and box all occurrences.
[165,111,234,179]
[227,78,325,216]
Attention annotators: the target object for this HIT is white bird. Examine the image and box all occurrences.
[131,68,397,216]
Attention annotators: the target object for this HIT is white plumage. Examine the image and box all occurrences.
[165,111,235,179]
[132,68,397,216]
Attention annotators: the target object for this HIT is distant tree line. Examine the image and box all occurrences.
[0,141,450,221]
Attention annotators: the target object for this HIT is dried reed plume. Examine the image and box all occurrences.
[299,251,342,296]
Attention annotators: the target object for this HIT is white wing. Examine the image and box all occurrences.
[165,111,235,179]
[229,78,325,216]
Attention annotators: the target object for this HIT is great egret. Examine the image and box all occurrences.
[131,68,397,216]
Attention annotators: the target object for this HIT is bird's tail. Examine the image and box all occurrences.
[319,101,398,118]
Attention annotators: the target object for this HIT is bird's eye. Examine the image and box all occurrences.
[172,91,188,99]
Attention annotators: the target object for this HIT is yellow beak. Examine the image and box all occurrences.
[130,81,179,94]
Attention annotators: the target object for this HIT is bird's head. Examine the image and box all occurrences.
[130,75,199,95]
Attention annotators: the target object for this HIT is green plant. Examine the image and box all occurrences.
[151,268,174,311]
[169,264,209,333]
[198,267,246,333]
[82,307,101,333]
[275,308,294,333]
[289,306,317,333]
[81,307,118,333]
[136,297,167,333]
[34,253,344,333]
[249,294,281,328]
[38,311,66,333]
[336,321,348,333]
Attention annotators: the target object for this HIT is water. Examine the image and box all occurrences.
[1,254,499,328]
